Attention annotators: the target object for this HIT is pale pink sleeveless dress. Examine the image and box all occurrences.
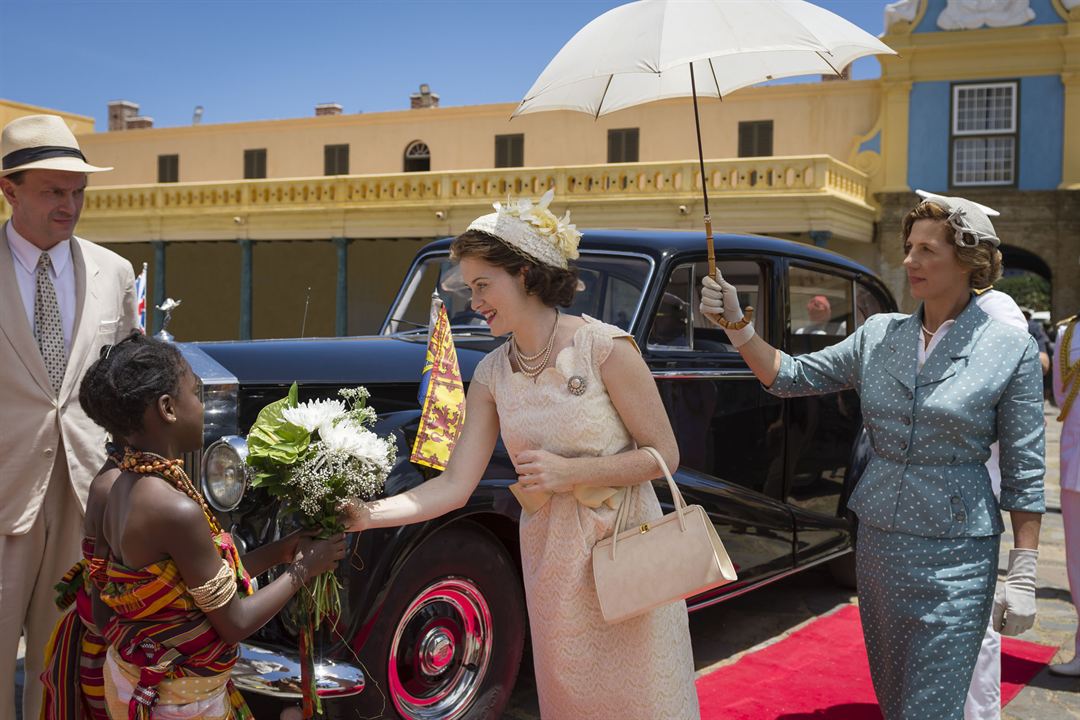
[472,317,699,720]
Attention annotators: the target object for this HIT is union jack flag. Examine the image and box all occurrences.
[135,263,148,333]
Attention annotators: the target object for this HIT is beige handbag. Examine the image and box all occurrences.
[592,446,738,624]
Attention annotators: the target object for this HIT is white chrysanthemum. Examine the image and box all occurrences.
[282,398,345,432]
[318,419,392,465]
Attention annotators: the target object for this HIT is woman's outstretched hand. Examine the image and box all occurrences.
[338,499,368,533]
[515,449,574,494]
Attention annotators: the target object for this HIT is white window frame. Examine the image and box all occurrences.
[950,81,1018,188]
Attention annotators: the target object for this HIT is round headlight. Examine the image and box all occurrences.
[201,436,249,512]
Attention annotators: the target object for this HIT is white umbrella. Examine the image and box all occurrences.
[514,0,896,274]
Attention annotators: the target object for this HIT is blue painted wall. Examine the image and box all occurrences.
[906,76,1063,191]
[858,131,881,155]
[907,81,951,191]
[914,0,1063,33]
[1018,75,1063,190]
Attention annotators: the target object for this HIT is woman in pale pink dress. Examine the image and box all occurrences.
[342,191,700,719]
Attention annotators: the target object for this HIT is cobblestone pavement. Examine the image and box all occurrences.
[15,407,1077,719]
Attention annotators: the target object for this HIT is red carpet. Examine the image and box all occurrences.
[695,604,1057,719]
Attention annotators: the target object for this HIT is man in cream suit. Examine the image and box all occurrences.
[0,114,137,719]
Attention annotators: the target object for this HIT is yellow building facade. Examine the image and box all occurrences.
[2,0,1078,341]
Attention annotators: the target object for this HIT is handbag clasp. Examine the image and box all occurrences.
[639,523,650,534]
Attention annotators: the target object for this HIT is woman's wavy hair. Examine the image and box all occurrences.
[79,331,187,439]
[450,229,579,307]
[901,201,1003,289]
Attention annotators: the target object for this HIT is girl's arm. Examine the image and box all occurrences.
[161,495,346,645]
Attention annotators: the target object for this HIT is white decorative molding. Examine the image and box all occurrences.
[938,0,1035,30]
[885,0,922,30]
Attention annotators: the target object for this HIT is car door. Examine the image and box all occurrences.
[643,255,795,593]
[782,263,893,562]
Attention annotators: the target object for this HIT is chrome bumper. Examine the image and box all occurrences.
[231,643,365,700]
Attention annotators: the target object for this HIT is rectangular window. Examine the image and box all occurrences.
[951,82,1017,187]
[787,265,854,356]
[157,154,179,183]
[324,144,349,176]
[738,120,773,157]
[494,134,524,168]
[244,148,267,179]
[607,128,639,163]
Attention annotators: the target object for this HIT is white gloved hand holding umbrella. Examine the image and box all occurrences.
[699,270,755,347]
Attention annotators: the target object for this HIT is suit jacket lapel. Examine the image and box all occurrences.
[60,236,101,405]
[916,298,984,388]
[883,314,920,391]
[0,222,54,398]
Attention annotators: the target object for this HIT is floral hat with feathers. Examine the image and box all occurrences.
[466,189,581,269]
[915,189,1001,248]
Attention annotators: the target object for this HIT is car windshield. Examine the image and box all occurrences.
[383,252,652,336]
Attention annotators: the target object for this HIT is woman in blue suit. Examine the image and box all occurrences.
[700,192,1044,720]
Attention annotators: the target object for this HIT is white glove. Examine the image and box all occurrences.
[700,270,755,347]
[992,548,1038,636]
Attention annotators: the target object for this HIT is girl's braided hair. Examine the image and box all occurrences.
[79,331,188,438]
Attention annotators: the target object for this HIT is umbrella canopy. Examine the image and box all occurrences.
[514,0,895,117]
[513,0,896,277]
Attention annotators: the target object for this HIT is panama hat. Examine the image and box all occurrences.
[1,114,111,178]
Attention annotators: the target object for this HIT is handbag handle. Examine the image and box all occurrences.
[609,447,690,561]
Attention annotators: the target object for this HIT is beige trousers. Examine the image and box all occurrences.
[0,446,83,720]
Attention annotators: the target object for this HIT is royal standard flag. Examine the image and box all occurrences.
[410,294,466,470]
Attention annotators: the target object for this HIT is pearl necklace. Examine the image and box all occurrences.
[512,309,560,379]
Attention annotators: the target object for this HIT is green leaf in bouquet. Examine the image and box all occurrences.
[246,383,310,467]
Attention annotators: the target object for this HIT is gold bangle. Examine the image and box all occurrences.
[715,306,754,331]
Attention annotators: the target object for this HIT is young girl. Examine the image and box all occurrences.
[38,386,123,720]
[342,192,700,718]
[84,332,346,719]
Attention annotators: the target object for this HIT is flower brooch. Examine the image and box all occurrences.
[567,375,587,396]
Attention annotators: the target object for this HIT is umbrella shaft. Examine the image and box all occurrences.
[689,64,716,277]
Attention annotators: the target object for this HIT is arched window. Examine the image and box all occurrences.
[404,141,431,172]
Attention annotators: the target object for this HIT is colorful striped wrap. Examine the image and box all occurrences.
[39,537,110,719]
[99,532,255,720]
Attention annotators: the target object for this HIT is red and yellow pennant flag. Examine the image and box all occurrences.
[411,294,466,470]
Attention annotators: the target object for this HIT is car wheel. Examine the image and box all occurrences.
[357,523,526,720]
[827,551,857,590]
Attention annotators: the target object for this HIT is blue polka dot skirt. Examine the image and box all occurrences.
[856,524,999,720]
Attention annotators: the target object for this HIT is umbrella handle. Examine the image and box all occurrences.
[705,214,716,278]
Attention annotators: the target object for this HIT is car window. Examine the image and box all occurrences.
[787,266,853,355]
[647,259,763,353]
[384,252,651,335]
[855,280,888,327]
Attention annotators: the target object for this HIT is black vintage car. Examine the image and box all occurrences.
[176,230,896,719]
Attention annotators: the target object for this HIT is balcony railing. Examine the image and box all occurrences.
[0,155,869,219]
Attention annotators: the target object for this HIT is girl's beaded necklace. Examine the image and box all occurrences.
[120,448,221,534]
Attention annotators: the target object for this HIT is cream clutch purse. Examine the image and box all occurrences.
[591,446,738,624]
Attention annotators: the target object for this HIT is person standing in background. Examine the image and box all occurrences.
[1049,313,1080,677]
[964,287,1028,720]
[0,114,137,719]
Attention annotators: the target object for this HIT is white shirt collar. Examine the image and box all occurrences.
[6,221,72,279]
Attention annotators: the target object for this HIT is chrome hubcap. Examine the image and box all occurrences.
[389,577,493,720]
[419,628,455,676]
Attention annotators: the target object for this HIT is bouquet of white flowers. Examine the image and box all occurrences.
[245,383,394,715]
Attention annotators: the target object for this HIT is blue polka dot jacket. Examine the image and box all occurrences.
[767,299,1045,538]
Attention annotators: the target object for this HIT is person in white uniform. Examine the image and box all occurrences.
[1049,312,1080,677]
[964,285,1027,720]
